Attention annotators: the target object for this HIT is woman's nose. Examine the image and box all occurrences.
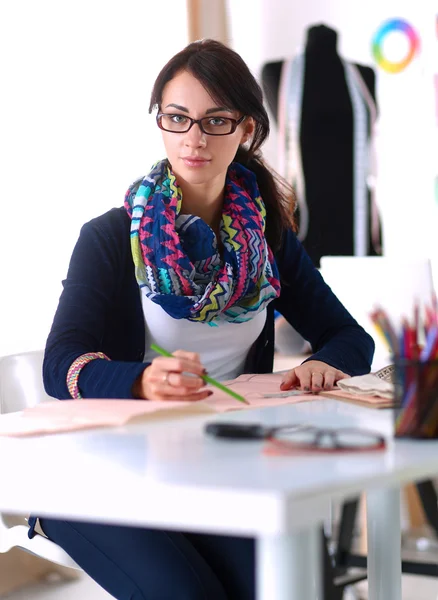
[184,123,207,147]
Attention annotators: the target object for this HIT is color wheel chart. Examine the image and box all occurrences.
[372,18,420,74]
[370,10,437,264]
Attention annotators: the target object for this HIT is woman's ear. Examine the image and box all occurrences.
[241,117,255,145]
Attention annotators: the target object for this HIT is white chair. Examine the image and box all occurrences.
[0,350,81,570]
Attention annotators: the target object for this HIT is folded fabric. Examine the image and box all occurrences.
[319,389,394,408]
[336,372,394,399]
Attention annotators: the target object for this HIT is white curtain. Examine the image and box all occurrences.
[0,0,188,356]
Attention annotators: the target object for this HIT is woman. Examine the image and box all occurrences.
[30,39,374,599]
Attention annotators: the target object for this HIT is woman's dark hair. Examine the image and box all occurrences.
[149,39,296,251]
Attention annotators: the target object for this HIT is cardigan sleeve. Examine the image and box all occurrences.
[43,214,147,400]
[273,230,374,376]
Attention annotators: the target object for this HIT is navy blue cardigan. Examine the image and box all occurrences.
[43,207,374,400]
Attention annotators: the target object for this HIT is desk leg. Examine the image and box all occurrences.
[256,526,322,600]
[366,486,402,600]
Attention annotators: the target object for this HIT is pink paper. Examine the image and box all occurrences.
[0,399,213,437]
[0,373,313,437]
[205,372,312,412]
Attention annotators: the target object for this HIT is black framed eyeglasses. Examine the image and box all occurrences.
[205,422,386,453]
[156,113,246,136]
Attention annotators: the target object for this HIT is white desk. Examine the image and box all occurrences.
[1,399,438,600]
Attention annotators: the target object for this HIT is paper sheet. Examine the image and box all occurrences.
[204,372,311,412]
[0,399,214,437]
[0,373,312,437]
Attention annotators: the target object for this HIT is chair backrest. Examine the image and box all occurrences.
[319,256,435,370]
[0,350,81,570]
[0,350,54,414]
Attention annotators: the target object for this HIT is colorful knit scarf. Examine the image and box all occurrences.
[124,159,280,325]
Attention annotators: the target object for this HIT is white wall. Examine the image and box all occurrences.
[227,0,438,285]
[1,0,436,357]
[0,0,187,356]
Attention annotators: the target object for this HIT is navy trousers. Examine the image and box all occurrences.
[39,518,255,600]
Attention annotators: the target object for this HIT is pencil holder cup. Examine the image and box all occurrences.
[393,358,438,439]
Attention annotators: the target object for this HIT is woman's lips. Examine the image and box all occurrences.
[181,157,211,168]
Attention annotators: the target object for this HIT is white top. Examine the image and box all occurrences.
[2,400,438,536]
[141,293,267,380]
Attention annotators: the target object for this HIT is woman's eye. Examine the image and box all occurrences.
[171,115,188,123]
[208,117,226,126]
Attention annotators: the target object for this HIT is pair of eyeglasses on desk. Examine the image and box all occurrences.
[205,423,386,453]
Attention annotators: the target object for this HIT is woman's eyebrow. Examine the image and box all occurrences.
[205,107,233,114]
[164,103,233,114]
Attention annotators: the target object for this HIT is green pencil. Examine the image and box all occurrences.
[150,343,249,405]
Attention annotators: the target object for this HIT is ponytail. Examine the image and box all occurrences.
[234,146,297,252]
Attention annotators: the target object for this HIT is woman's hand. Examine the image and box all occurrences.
[133,350,212,401]
[280,360,348,393]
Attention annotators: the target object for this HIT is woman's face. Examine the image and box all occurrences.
[159,70,254,187]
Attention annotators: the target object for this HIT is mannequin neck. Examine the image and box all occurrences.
[305,25,338,54]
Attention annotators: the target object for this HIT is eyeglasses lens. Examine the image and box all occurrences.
[159,115,234,135]
[274,428,382,449]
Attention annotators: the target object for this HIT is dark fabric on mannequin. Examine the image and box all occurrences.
[38,517,255,600]
[261,24,379,267]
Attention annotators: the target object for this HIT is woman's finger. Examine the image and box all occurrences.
[151,356,205,377]
[322,371,336,390]
[310,371,324,392]
[166,371,204,390]
[295,368,312,391]
[334,370,349,382]
[172,349,201,363]
[148,373,204,395]
[280,369,299,390]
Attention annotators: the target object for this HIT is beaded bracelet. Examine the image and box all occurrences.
[66,352,110,399]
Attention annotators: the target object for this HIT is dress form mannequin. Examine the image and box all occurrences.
[262,24,381,267]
